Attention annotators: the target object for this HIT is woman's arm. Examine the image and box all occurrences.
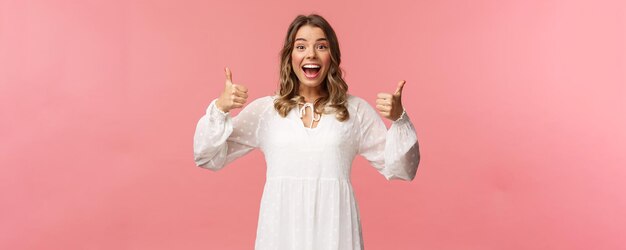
[193,97,269,170]
[192,67,262,171]
[357,81,420,181]
[356,99,420,181]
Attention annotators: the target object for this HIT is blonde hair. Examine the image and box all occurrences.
[274,14,349,122]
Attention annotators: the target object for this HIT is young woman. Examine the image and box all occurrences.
[194,14,420,250]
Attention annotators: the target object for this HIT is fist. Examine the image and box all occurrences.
[376,80,406,121]
[216,67,249,113]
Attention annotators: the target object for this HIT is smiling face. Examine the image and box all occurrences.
[291,25,331,90]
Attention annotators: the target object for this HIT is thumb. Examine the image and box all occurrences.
[224,67,233,85]
[394,80,406,96]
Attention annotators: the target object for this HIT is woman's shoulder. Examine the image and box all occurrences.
[241,95,276,115]
[345,93,372,110]
[249,95,277,105]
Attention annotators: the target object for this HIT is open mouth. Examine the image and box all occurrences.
[302,64,321,79]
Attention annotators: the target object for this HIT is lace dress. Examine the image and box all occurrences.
[193,94,420,250]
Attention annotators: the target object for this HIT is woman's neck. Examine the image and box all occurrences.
[298,84,326,103]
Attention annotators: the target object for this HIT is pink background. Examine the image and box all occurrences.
[1,0,625,249]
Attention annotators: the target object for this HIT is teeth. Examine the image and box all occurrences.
[303,64,321,69]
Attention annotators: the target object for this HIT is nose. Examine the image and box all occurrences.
[305,47,316,59]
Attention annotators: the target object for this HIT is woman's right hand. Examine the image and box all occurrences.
[216,67,248,113]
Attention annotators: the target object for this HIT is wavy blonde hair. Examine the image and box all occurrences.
[274,14,349,122]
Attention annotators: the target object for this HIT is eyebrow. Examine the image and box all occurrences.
[295,38,328,42]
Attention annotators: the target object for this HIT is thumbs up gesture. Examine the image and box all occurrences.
[216,67,249,113]
[375,80,406,121]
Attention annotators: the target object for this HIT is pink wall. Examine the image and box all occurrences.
[1,0,625,249]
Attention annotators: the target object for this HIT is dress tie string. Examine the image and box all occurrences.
[299,103,321,128]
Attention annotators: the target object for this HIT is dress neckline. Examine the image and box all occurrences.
[295,103,326,131]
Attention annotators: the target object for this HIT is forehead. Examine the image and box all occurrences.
[294,25,327,41]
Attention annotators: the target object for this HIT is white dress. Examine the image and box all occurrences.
[193,94,420,250]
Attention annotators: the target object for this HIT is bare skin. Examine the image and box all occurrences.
[291,25,331,128]
[376,80,406,121]
[215,67,248,113]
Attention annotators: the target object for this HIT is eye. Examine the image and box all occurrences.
[295,45,305,50]
[317,44,328,50]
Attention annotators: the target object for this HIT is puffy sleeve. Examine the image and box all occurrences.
[356,99,420,181]
[193,97,270,171]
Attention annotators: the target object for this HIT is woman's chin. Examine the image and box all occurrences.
[299,80,324,89]
[297,74,326,89]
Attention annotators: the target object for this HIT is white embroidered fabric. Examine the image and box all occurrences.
[193,95,420,250]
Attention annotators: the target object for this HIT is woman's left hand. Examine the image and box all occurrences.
[375,80,406,121]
